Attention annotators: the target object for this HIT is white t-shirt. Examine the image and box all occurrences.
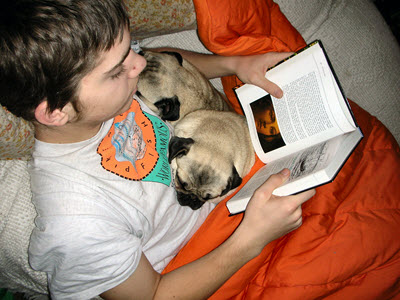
[28,97,214,300]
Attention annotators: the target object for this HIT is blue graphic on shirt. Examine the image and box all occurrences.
[112,112,146,171]
[111,111,171,185]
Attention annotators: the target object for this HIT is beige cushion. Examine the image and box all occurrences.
[0,159,48,297]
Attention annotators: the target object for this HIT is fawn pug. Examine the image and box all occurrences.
[169,110,255,210]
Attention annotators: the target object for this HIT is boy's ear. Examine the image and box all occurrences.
[34,101,70,126]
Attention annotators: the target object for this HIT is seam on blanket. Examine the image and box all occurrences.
[248,272,368,288]
[303,207,400,217]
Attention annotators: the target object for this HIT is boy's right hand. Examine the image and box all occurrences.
[102,168,315,300]
[234,169,315,259]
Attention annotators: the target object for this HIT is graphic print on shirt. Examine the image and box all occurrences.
[97,99,171,185]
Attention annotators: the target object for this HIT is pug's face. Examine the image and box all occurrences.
[168,137,242,210]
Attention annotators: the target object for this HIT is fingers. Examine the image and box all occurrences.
[293,188,316,206]
[282,197,304,233]
[293,214,303,230]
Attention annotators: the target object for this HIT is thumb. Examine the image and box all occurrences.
[256,168,290,196]
[259,51,293,98]
[257,77,283,98]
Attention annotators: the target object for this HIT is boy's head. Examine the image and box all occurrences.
[0,0,129,122]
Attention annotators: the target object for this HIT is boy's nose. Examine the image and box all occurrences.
[128,52,147,78]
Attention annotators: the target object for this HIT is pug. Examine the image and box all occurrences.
[137,50,231,124]
[168,110,255,210]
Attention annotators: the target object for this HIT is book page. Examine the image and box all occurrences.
[230,141,335,204]
[272,128,362,196]
[226,128,363,214]
[331,72,357,128]
[235,42,356,163]
[226,142,333,214]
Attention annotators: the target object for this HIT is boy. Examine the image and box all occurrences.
[0,1,314,299]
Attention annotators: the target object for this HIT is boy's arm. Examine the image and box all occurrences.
[152,48,292,98]
[101,170,315,300]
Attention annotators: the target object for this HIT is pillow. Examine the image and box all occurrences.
[0,159,48,297]
[0,105,34,160]
[275,0,332,41]
[124,0,197,39]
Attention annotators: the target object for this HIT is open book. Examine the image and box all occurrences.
[226,40,363,215]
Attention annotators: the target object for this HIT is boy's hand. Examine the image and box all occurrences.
[161,48,292,98]
[234,169,315,258]
[234,52,293,98]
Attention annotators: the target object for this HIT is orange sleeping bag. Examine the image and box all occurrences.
[163,0,400,298]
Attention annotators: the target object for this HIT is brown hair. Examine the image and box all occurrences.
[0,0,129,121]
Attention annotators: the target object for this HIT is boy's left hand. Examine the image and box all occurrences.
[233,52,293,98]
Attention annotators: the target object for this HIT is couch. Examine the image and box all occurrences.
[1,0,399,298]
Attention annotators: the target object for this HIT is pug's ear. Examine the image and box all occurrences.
[221,166,243,196]
[154,96,181,121]
[230,166,243,189]
[168,137,194,163]
[161,51,183,66]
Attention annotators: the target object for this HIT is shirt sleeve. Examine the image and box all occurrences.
[29,214,143,300]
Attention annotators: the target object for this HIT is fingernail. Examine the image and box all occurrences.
[274,89,283,98]
[280,168,289,176]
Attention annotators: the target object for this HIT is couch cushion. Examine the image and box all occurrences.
[125,0,197,39]
[0,105,34,160]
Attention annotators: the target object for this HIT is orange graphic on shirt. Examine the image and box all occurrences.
[97,99,159,181]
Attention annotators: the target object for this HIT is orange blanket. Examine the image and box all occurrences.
[163,0,400,298]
